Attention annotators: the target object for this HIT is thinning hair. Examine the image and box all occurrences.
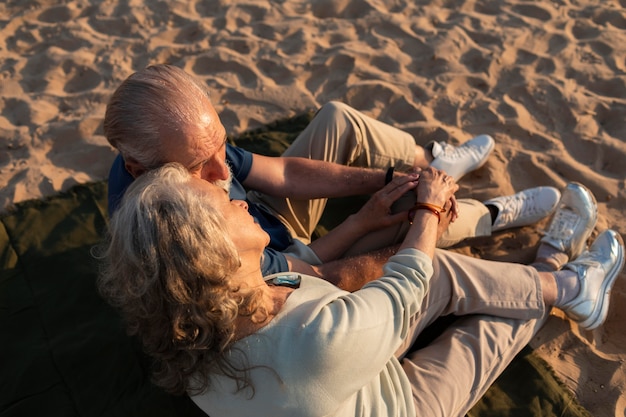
[97,163,263,395]
[103,64,211,169]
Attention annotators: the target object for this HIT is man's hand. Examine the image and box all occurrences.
[349,173,420,234]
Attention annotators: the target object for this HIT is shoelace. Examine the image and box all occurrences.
[544,208,579,242]
[436,142,482,161]
[498,193,545,224]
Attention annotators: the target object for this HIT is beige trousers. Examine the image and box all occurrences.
[253,102,547,414]
[400,249,547,417]
[249,101,492,258]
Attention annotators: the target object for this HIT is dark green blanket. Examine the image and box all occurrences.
[0,114,590,417]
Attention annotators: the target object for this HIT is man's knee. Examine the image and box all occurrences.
[315,101,353,120]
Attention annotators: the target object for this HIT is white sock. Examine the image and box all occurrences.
[532,243,569,272]
[553,269,581,307]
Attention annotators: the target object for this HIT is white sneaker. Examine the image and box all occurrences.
[429,134,495,181]
[485,186,561,232]
[560,229,625,330]
[540,182,598,259]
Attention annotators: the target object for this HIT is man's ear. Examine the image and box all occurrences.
[124,156,147,178]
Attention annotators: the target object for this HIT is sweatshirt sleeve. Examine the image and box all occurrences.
[278,248,434,407]
[192,248,434,417]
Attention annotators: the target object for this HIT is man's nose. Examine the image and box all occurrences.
[234,200,249,210]
[202,160,229,181]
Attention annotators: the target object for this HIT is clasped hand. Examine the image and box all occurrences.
[351,167,459,234]
[414,167,459,232]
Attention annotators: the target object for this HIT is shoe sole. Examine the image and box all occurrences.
[581,230,625,330]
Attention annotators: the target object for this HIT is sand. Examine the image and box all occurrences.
[1,0,625,415]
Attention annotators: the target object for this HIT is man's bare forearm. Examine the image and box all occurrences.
[313,245,400,292]
[282,157,387,199]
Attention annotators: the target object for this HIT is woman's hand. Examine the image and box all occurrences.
[350,172,420,234]
[308,172,419,263]
[414,167,459,239]
[415,167,458,207]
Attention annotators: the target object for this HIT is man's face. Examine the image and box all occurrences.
[160,96,230,184]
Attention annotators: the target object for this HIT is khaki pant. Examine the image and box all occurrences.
[252,102,546,415]
[249,101,492,260]
[399,250,547,416]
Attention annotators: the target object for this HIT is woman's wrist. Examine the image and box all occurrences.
[407,202,446,224]
[401,209,439,257]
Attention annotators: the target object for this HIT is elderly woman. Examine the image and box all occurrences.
[98,163,623,417]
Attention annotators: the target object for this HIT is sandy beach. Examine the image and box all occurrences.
[1,0,625,415]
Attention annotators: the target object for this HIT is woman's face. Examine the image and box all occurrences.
[189,178,270,253]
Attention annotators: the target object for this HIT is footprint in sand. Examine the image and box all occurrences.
[37,5,74,24]
[510,4,552,22]
[62,61,101,93]
[192,54,259,89]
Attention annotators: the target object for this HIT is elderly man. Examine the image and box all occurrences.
[104,64,560,290]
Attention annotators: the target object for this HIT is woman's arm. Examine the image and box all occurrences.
[399,167,459,258]
[285,168,458,291]
[295,169,459,401]
[307,173,419,262]
[309,167,458,266]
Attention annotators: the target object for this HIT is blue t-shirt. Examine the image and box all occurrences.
[107,144,291,275]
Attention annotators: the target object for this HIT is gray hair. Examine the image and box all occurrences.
[97,163,261,395]
[103,64,211,169]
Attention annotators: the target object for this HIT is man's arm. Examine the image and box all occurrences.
[242,154,390,199]
[283,183,456,292]
[285,246,398,293]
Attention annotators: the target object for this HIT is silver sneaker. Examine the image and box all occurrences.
[560,229,625,330]
[485,186,561,232]
[540,182,598,259]
[429,134,495,181]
